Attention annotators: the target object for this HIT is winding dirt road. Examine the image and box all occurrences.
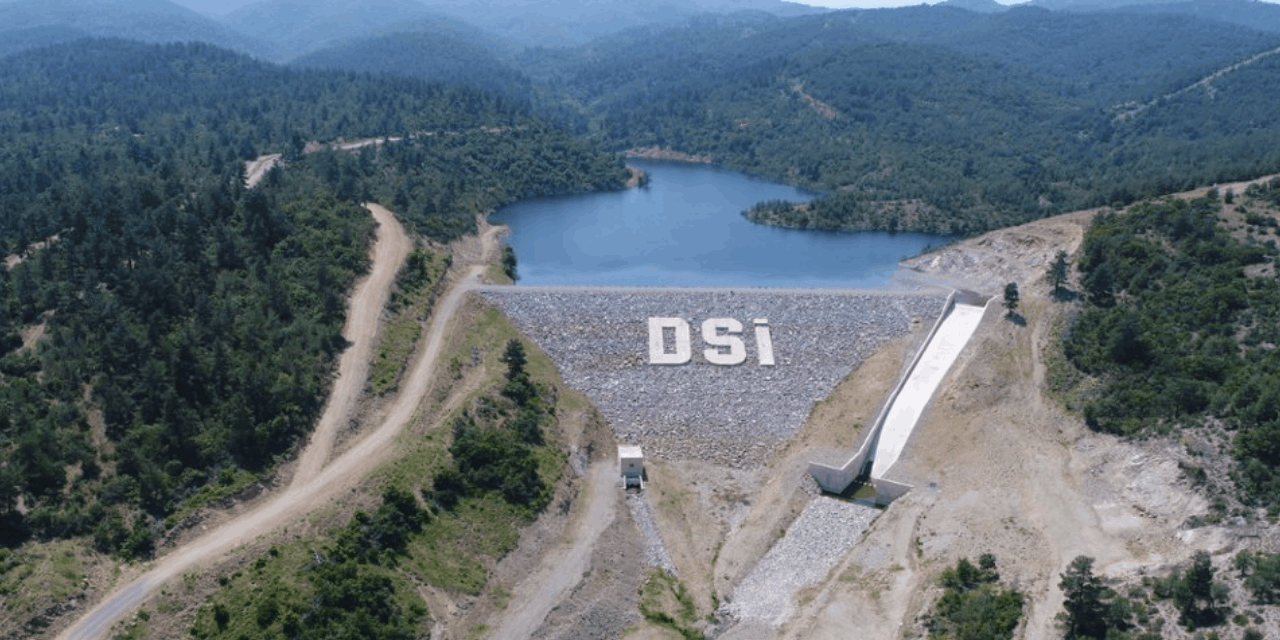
[57,207,494,640]
[291,203,409,488]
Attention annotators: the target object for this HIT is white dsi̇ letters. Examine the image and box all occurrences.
[702,318,746,365]
[648,317,692,365]
[648,317,774,366]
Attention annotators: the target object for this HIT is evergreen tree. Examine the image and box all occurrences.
[1049,250,1069,296]
[1003,282,1020,318]
[502,339,527,380]
[1059,556,1108,639]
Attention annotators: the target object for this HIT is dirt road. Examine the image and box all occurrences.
[486,462,618,640]
[242,153,280,189]
[57,211,495,640]
[291,203,410,488]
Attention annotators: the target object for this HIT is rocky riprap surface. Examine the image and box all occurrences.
[626,493,677,573]
[723,497,879,626]
[480,288,947,466]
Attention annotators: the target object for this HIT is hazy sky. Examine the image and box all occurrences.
[800,0,1012,6]
[171,0,257,16]
[170,0,996,16]
[164,0,1279,18]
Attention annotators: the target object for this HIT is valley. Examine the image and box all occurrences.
[6,1,1280,639]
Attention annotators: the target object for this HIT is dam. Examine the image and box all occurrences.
[478,286,952,468]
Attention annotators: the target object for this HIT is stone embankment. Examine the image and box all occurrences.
[626,494,677,573]
[481,289,947,467]
[723,497,878,626]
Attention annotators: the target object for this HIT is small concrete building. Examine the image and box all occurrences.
[619,444,645,490]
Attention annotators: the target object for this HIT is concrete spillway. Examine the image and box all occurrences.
[808,296,988,499]
[869,303,985,478]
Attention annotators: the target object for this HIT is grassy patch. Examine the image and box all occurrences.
[189,539,427,640]
[372,249,451,396]
[164,467,261,531]
[111,611,149,640]
[1041,311,1097,415]
[0,540,86,616]
[639,569,704,640]
[492,584,512,610]
[403,497,524,594]
[370,316,423,395]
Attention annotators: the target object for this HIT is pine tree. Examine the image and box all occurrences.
[1049,250,1069,296]
[1003,281,1020,318]
[1059,556,1107,639]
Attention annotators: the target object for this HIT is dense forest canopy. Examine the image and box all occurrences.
[1064,184,1280,511]
[0,38,626,553]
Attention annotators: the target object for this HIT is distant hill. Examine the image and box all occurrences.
[532,5,1280,107]
[1024,0,1280,34]
[938,0,1011,13]
[0,25,90,58]
[420,0,825,46]
[527,3,1280,234]
[220,0,449,61]
[291,29,531,103]
[1104,0,1280,34]
[0,0,273,58]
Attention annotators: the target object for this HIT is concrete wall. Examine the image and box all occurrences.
[807,438,872,494]
[873,478,914,507]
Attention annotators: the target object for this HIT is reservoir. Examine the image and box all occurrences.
[491,159,947,288]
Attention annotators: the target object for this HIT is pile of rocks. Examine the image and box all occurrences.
[481,289,946,466]
[723,497,879,626]
[626,493,677,574]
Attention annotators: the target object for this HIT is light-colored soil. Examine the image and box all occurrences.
[623,147,713,163]
[242,153,280,189]
[789,80,838,120]
[486,461,618,640]
[4,234,60,270]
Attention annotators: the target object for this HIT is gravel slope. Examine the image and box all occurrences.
[481,289,948,467]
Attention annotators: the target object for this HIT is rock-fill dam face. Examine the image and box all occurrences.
[479,288,948,467]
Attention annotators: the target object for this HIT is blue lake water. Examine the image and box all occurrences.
[491,159,948,288]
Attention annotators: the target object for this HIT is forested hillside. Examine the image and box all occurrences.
[0,39,626,556]
[526,5,1280,235]
[290,30,532,105]
[1063,184,1280,512]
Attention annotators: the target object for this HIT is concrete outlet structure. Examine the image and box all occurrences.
[619,445,645,491]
